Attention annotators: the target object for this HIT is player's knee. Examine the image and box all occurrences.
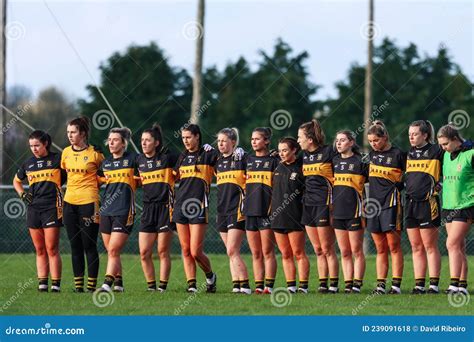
[263,248,275,260]
[251,249,263,260]
[446,238,460,252]
[340,247,352,259]
[190,247,203,260]
[410,242,425,254]
[352,247,364,259]
[35,246,47,257]
[181,246,192,258]
[139,248,152,260]
[46,245,59,257]
[158,248,170,260]
[293,248,306,260]
[388,242,402,253]
[108,246,121,257]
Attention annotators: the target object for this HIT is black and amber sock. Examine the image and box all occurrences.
[415,278,425,288]
[74,276,84,291]
[87,277,97,291]
[265,278,275,288]
[459,279,468,289]
[104,274,115,287]
[392,277,402,288]
[147,280,157,290]
[450,277,459,287]
[51,278,61,287]
[114,275,123,287]
[299,280,309,290]
[232,280,240,290]
[187,278,197,289]
[345,280,353,290]
[353,278,363,289]
[38,277,48,286]
[241,279,250,289]
[429,277,440,287]
[377,278,386,289]
[319,277,328,288]
[286,280,297,287]
[205,271,214,279]
[255,280,264,290]
[159,280,168,291]
[330,277,339,288]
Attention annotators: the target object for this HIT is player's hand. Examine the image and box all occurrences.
[20,192,33,205]
[232,147,245,161]
[203,143,214,152]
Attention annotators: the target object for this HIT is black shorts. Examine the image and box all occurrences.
[172,204,208,225]
[100,215,134,235]
[245,216,272,231]
[333,217,364,231]
[366,205,402,233]
[405,196,441,228]
[140,202,176,233]
[63,201,99,227]
[216,214,245,233]
[27,206,63,229]
[442,206,474,223]
[301,205,331,227]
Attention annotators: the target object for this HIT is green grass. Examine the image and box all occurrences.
[0,254,472,315]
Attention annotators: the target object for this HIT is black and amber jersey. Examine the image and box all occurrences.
[244,154,279,217]
[174,149,219,208]
[302,145,337,206]
[99,152,138,217]
[332,154,369,219]
[216,153,247,218]
[270,159,305,229]
[61,145,104,205]
[405,143,444,201]
[15,152,66,210]
[137,152,178,204]
[368,147,406,209]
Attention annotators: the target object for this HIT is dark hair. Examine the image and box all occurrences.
[68,116,91,141]
[367,120,390,139]
[437,123,464,142]
[279,137,301,154]
[108,127,132,150]
[217,127,240,147]
[410,120,435,144]
[334,130,361,154]
[299,119,325,146]
[29,130,52,151]
[182,124,202,148]
[252,127,272,148]
[143,123,163,153]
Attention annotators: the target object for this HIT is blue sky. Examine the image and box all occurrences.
[6,0,473,102]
